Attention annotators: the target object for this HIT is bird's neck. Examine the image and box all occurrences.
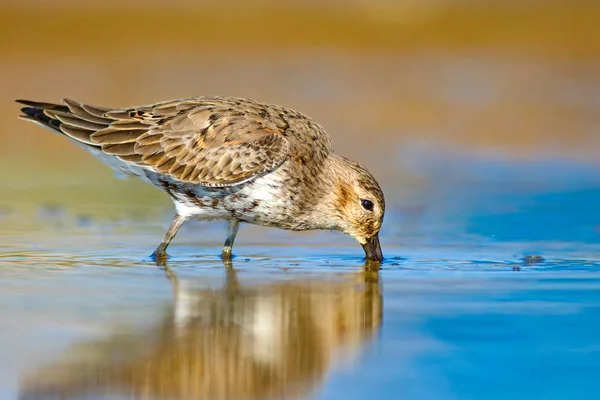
[299,154,349,231]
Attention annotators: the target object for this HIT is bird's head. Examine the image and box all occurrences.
[327,157,385,262]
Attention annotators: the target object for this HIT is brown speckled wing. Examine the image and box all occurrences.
[19,97,291,187]
[125,99,290,186]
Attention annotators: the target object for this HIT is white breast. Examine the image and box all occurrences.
[169,171,287,224]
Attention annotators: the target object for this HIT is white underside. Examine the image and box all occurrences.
[170,171,283,223]
[83,146,154,185]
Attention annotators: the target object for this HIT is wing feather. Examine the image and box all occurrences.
[19,97,297,187]
[125,100,291,186]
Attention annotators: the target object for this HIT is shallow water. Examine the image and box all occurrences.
[1,152,600,400]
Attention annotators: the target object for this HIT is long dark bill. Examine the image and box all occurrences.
[362,234,383,261]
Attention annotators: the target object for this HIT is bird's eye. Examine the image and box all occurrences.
[361,199,374,211]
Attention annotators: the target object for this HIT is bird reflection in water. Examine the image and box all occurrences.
[20,262,382,400]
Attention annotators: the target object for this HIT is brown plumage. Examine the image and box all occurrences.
[17,96,385,261]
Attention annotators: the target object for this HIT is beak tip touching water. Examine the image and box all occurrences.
[361,234,383,262]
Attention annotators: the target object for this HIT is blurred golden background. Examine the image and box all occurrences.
[1,0,598,214]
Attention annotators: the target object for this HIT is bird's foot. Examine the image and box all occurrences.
[220,248,235,265]
[150,248,170,266]
[221,247,235,268]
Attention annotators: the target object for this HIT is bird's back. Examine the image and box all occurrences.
[18,96,334,188]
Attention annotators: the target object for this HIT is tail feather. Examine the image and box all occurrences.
[16,99,104,147]
[18,105,62,131]
[63,98,113,125]
[16,99,69,113]
[16,98,148,167]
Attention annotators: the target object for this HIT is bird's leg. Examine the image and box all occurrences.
[221,220,240,260]
[151,214,188,262]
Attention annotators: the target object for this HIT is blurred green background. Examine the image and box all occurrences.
[1,0,599,217]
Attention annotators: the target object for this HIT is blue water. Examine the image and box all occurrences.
[1,154,600,399]
[319,272,600,400]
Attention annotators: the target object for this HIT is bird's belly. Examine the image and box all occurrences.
[162,172,294,228]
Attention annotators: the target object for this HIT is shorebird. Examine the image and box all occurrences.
[17,97,385,261]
